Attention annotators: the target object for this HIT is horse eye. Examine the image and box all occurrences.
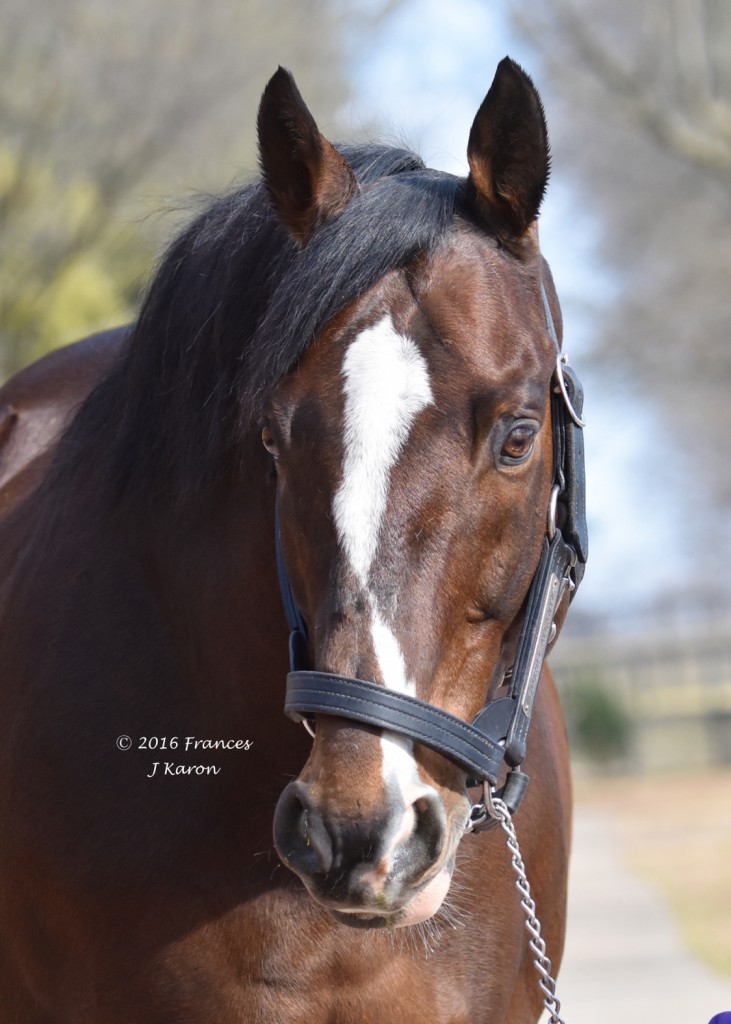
[499,422,537,466]
[261,425,279,460]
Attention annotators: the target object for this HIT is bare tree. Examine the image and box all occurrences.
[517,0,731,184]
[0,0,395,377]
[511,0,731,523]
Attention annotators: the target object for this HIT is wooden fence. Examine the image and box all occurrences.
[548,615,731,772]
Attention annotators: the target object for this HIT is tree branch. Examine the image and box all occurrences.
[525,0,731,188]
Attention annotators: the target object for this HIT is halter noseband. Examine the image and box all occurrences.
[275,282,587,827]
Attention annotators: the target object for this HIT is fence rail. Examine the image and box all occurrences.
[549,616,731,772]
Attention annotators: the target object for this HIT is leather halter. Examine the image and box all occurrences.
[275,282,587,819]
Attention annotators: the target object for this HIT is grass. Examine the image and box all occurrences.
[573,767,731,980]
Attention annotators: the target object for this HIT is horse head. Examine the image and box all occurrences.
[258,62,570,929]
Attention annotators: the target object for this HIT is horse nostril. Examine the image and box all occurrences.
[381,791,446,887]
[273,781,333,875]
[411,793,446,863]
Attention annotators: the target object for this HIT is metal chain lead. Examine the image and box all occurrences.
[487,793,567,1024]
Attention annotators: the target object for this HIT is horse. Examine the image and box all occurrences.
[0,60,585,1023]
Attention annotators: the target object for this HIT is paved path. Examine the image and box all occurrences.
[541,810,731,1024]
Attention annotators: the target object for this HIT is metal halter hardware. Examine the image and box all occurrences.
[276,282,587,825]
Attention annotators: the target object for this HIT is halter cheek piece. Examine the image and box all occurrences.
[276,282,587,830]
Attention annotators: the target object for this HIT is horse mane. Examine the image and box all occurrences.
[57,144,463,507]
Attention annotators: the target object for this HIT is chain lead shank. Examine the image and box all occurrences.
[484,790,567,1024]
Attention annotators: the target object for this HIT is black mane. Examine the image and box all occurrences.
[59,145,462,506]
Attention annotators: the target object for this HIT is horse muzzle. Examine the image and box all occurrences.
[273,777,457,928]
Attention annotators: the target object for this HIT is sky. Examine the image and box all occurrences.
[347,0,691,619]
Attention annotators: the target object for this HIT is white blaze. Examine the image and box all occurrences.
[333,314,436,829]
[333,315,433,590]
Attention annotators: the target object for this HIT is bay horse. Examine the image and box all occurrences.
[0,60,585,1023]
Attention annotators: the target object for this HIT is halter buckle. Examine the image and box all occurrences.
[465,781,492,833]
[554,354,586,428]
[465,770,530,832]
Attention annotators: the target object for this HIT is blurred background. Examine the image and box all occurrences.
[2,0,730,1016]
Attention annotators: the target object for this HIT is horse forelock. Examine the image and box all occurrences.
[241,171,459,424]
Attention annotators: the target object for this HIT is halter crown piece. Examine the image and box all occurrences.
[276,280,587,828]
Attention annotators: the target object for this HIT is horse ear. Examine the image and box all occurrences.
[257,67,357,245]
[467,58,550,238]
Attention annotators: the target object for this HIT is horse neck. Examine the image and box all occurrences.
[133,435,296,745]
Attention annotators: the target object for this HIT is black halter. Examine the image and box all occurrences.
[276,283,587,822]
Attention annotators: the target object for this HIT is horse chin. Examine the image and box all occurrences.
[325,866,453,931]
[391,865,453,928]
